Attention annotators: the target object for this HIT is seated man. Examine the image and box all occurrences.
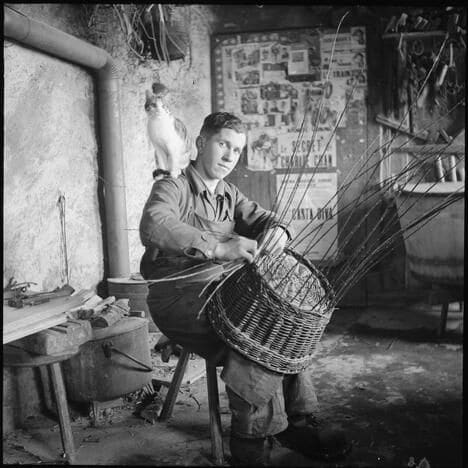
[139,112,347,465]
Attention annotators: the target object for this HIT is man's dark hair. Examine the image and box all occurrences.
[199,112,245,139]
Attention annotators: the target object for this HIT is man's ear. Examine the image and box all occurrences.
[196,136,205,154]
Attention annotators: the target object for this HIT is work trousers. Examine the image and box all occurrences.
[147,273,320,438]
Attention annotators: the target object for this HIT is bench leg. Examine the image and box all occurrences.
[49,362,75,464]
[206,362,224,465]
[159,348,190,421]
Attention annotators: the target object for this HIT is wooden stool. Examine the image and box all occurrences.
[159,348,224,465]
[4,345,78,464]
[429,283,464,337]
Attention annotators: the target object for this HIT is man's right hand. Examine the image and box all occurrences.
[213,236,258,263]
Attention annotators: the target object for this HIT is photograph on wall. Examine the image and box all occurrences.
[276,172,338,260]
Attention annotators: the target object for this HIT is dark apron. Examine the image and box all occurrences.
[146,196,235,359]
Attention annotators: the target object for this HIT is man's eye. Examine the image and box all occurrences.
[219,141,225,147]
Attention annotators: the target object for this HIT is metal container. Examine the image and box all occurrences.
[107,277,158,332]
[62,317,152,402]
[395,181,464,285]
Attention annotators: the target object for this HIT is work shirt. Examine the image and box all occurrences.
[139,162,289,278]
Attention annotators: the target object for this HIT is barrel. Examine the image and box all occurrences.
[395,182,464,285]
[107,278,158,332]
[62,317,152,402]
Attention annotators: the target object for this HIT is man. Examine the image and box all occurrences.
[139,112,347,465]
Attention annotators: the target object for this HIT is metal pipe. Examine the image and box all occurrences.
[4,5,130,277]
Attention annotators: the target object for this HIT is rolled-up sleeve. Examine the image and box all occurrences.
[139,178,219,258]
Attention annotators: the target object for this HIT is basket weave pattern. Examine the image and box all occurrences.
[207,249,335,374]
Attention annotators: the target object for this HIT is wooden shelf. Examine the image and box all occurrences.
[382,31,446,40]
[392,144,465,154]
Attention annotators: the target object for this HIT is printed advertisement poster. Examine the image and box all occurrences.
[247,129,337,171]
[276,130,337,169]
[276,172,338,260]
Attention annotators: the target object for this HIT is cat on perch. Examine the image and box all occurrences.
[145,82,195,180]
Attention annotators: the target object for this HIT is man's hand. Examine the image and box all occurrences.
[213,236,258,263]
[256,227,289,258]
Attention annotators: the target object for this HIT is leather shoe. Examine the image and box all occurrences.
[275,415,351,461]
[229,435,271,466]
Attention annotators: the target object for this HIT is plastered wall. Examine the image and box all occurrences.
[4,5,101,291]
[3,4,215,291]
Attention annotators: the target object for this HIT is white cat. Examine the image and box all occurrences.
[145,83,195,180]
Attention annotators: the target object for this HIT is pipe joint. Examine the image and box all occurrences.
[98,58,122,81]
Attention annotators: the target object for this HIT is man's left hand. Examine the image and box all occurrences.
[256,227,289,258]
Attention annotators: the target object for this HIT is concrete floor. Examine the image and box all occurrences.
[2,292,463,467]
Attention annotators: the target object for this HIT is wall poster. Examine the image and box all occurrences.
[212,27,367,261]
[276,172,338,259]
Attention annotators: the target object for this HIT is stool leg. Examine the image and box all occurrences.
[159,348,190,421]
[438,299,449,337]
[49,362,75,464]
[206,362,224,465]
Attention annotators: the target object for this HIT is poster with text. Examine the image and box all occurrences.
[276,172,338,260]
[276,130,337,169]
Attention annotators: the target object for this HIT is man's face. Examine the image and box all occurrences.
[195,128,246,182]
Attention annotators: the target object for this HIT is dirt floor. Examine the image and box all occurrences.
[2,292,463,467]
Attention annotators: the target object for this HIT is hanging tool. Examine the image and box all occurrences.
[57,193,69,286]
[395,13,408,33]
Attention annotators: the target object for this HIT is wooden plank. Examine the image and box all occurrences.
[3,290,94,344]
[3,314,68,344]
[3,289,94,332]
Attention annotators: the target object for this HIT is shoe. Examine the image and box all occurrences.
[275,415,351,461]
[229,435,271,466]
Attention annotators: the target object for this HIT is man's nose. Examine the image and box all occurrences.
[222,148,236,161]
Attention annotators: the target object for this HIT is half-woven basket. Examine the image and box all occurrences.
[206,248,335,374]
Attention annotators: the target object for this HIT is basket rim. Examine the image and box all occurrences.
[250,248,336,315]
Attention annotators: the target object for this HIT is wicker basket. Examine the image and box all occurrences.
[206,249,335,374]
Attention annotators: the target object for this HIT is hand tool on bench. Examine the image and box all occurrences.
[8,284,75,308]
